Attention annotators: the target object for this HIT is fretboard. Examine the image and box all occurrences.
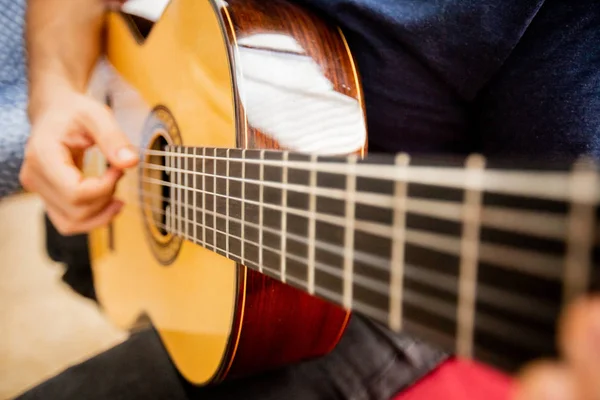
[142,145,600,372]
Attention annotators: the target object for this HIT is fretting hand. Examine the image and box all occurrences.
[514,295,600,400]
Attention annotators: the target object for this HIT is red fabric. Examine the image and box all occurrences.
[393,358,515,400]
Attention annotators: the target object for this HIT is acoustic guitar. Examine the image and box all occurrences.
[84,0,600,386]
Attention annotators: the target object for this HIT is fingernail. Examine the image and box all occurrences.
[117,147,138,163]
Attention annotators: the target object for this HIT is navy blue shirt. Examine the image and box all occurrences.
[297,0,600,161]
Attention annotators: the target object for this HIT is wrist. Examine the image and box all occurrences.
[27,76,82,123]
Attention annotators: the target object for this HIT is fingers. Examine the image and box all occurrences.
[514,361,578,400]
[74,167,124,205]
[23,165,124,235]
[513,296,600,400]
[20,92,136,235]
[46,199,124,235]
[76,99,139,169]
[558,296,600,400]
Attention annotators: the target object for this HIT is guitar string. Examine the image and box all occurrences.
[116,197,558,352]
[78,145,591,359]
[117,183,572,327]
[126,176,568,282]
[137,161,569,241]
[134,147,596,204]
[132,177,564,260]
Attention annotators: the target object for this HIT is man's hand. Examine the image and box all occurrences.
[23,0,136,234]
[20,91,138,235]
[514,295,600,400]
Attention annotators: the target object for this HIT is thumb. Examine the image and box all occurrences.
[78,98,139,169]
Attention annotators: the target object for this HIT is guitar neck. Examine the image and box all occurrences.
[142,145,600,371]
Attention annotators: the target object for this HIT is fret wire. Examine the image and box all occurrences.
[142,162,571,241]
[171,147,176,234]
[259,150,265,274]
[166,146,173,232]
[226,149,231,259]
[128,187,391,272]
[144,148,584,203]
[563,159,597,303]
[193,147,198,244]
[343,155,358,309]
[202,147,207,250]
[281,151,289,282]
[389,154,409,332]
[241,150,247,265]
[307,154,318,295]
[172,147,176,234]
[163,146,168,231]
[177,147,183,237]
[135,178,567,280]
[456,155,485,359]
[213,149,217,251]
[184,147,190,240]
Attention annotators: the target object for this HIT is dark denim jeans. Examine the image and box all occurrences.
[14,0,600,398]
[15,317,446,400]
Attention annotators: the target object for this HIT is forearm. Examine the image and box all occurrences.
[25,0,108,121]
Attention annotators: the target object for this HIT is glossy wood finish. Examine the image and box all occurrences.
[224,267,352,380]
[85,0,367,385]
[217,0,368,156]
[214,0,366,380]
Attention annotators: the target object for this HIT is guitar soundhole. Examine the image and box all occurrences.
[138,105,184,266]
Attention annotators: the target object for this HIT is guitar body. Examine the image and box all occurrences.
[85,0,368,385]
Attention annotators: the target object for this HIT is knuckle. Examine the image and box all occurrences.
[18,169,32,190]
[70,205,95,223]
[70,186,94,206]
[65,190,86,207]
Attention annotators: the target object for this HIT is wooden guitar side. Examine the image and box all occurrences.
[216,0,365,380]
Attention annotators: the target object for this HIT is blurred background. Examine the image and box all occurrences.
[0,194,127,398]
[0,1,170,397]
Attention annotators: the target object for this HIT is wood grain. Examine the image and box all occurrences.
[212,0,367,380]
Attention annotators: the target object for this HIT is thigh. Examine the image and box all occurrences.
[183,317,445,400]
[15,317,446,400]
[14,328,189,400]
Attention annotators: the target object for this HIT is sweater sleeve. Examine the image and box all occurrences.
[0,0,29,200]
